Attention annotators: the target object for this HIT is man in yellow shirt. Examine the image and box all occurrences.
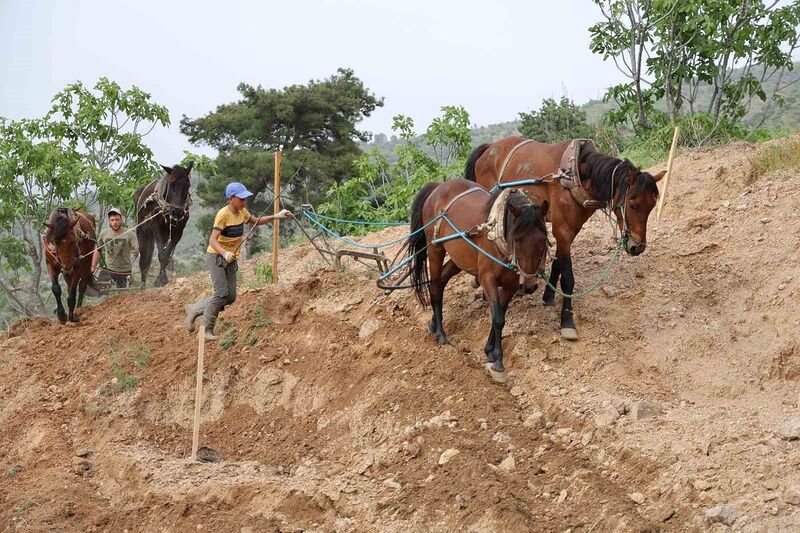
[185,182,291,340]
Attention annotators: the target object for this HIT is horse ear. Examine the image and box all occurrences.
[539,200,549,218]
[185,161,194,172]
[652,170,667,182]
[507,201,523,217]
[44,223,54,230]
[68,219,79,229]
[161,165,173,174]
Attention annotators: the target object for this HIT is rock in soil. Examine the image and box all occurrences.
[704,505,736,526]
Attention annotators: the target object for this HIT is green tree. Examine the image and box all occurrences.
[318,106,473,228]
[0,118,83,315]
[589,0,800,135]
[0,78,169,319]
[518,96,597,143]
[180,68,384,217]
[47,77,170,224]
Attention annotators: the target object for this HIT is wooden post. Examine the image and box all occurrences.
[272,150,282,283]
[656,125,680,222]
[191,324,205,461]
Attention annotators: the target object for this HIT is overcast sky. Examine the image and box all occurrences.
[1,0,624,164]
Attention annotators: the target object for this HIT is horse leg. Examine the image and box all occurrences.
[67,277,80,323]
[139,231,154,289]
[542,258,561,306]
[489,283,514,374]
[559,254,578,340]
[51,273,67,324]
[155,229,171,287]
[426,247,450,345]
[77,274,88,307]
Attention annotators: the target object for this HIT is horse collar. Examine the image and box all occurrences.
[558,139,604,210]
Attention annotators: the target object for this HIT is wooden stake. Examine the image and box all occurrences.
[272,150,282,283]
[191,324,205,461]
[656,125,680,222]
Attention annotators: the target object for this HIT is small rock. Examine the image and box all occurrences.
[580,432,593,446]
[693,479,712,492]
[510,386,524,397]
[704,505,736,526]
[438,448,460,466]
[601,286,616,298]
[594,406,620,427]
[765,478,779,491]
[358,319,380,339]
[382,478,402,490]
[629,492,645,504]
[498,455,516,473]
[776,417,800,440]
[630,400,664,421]
[523,412,545,429]
[657,508,675,522]
[455,493,471,509]
[556,489,567,503]
[784,486,800,506]
[492,431,511,444]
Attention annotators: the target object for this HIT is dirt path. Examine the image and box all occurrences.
[2,137,800,532]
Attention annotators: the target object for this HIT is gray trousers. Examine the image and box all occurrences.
[195,253,238,330]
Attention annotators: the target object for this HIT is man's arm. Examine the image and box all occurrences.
[253,210,292,226]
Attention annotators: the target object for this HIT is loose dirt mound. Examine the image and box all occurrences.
[2,136,800,532]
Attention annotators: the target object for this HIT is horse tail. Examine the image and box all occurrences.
[409,182,438,307]
[464,143,490,182]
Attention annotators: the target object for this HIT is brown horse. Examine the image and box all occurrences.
[465,136,665,340]
[409,179,549,380]
[43,208,97,324]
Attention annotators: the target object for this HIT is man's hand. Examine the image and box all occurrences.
[276,209,293,220]
[223,251,234,263]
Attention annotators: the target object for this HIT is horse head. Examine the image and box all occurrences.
[159,161,193,220]
[506,192,549,294]
[612,162,665,256]
[44,210,80,273]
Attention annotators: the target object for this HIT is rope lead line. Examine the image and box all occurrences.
[303,209,623,299]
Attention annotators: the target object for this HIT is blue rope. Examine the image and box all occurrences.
[310,212,407,227]
[439,215,515,270]
[303,211,440,250]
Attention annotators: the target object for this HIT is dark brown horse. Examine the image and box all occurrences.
[409,179,549,381]
[135,162,192,287]
[43,208,97,324]
[465,137,664,340]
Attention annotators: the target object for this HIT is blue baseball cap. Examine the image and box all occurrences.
[225,182,253,199]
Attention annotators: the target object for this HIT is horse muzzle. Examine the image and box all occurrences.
[627,240,647,256]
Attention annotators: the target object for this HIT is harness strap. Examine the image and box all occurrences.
[432,187,488,240]
[496,139,535,184]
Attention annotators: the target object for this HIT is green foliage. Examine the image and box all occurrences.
[318,106,472,231]
[105,338,150,392]
[589,0,800,137]
[748,138,800,180]
[250,305,272,329]
[217,327,237,349]
[254,263,273,284]
[519,96,597,143]
[181,68,384,226]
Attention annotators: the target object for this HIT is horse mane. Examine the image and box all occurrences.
[580,147,659,203]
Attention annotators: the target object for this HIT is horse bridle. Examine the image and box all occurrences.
[505,190,545,281]
[43,229,82,275]
[608,163,645,250]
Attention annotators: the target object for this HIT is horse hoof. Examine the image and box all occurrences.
[486,365,507,383]
[69,316,80,323]
[428,321,436,334]
[542,300,555,307]
[438,336,449,346]
[470,277,480,289]
[560,327,578,341]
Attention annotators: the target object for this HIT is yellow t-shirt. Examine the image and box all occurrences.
[207,205,253,257]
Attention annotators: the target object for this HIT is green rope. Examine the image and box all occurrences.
[538,238,625,300]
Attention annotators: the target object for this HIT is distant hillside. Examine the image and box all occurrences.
[362,63,800,155]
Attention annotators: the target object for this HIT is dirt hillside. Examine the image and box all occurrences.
[2,136,800,532]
